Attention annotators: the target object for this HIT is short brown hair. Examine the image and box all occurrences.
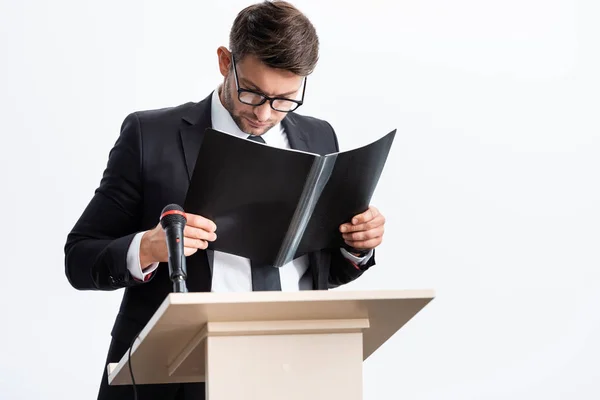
[229,1,319,76]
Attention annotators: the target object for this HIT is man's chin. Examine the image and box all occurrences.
[245,127,269,136]
[240,120,273,136]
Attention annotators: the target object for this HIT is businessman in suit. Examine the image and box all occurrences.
[64,1,386,399]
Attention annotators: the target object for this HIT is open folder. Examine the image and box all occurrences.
[183,127,396,267]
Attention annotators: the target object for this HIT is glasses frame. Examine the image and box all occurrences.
[231,54,307,113]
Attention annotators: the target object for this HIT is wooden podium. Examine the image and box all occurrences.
[107,289,434,399]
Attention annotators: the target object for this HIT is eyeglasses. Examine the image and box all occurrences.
[231,54,306,113]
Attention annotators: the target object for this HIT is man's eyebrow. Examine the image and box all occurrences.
[240,78,298,97]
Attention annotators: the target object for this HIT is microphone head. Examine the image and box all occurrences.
[160,204,187,228]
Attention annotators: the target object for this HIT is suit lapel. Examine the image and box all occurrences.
[179,93,213,181]
[282,113,311,152]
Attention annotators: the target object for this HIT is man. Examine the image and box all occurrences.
[64,1,386,399]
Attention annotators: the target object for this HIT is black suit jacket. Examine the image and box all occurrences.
[64,92,375,368]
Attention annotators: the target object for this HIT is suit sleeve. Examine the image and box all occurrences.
[323,121,376,288]
[64,113,152,291]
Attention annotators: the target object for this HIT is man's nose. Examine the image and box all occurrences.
[253,102,271,122]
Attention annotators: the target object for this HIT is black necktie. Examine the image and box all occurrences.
[246,134,282,291]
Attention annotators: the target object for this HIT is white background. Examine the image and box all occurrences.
[1,0,599,398]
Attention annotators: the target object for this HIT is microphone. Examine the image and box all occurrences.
[159,204,188,293]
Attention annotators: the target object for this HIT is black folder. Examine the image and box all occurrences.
[183,127,396,267]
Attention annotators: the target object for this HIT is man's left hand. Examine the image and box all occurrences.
[339,206,385,251]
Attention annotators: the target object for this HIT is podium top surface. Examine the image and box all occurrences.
[165,288,433,304]
[108,289,434,385]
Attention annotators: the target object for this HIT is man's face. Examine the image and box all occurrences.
[218,50,304,136]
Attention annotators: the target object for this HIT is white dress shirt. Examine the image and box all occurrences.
[126,88,372,291]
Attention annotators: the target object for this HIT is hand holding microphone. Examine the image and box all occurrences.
[139,204,218,292]
[140,209,217,267]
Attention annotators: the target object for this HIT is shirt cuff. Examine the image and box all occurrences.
[340,247,373,266]
[126,231,159,281]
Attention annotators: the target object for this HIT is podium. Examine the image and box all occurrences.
[107,289,434,399]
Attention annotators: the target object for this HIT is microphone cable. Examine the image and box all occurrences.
[128,329,142,400]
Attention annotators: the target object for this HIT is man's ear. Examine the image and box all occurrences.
[217,46,231,77]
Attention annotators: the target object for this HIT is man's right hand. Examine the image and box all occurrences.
[139,213,217,269]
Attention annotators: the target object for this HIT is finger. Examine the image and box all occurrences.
[183,247,199,257]
[340,214,385,233]
[184,225,217,241]
[342,226,384,241]
[342,226,384,242]
[183,237,209,249]
[344,236,383,250]
[353,206,379,224]
[185,213,217,232]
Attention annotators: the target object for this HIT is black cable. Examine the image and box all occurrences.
[128,330,142,400]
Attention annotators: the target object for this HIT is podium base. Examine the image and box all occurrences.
[197,319,367,400]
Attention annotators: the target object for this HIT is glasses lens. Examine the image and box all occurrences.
[239,91,265,105]
[272,99,299,112]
